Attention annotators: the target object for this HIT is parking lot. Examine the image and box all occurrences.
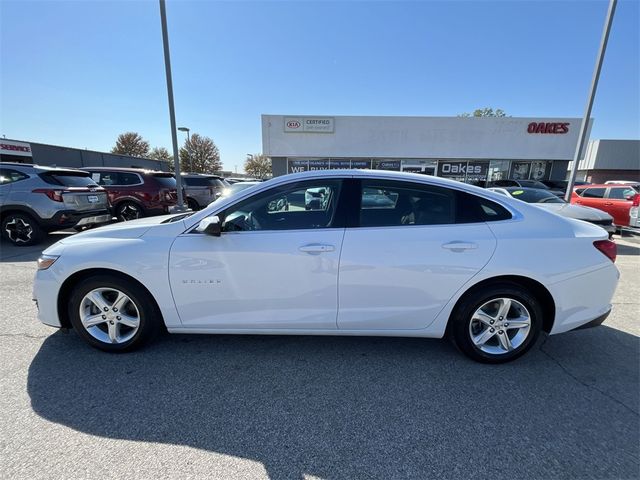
[0,233,638,480]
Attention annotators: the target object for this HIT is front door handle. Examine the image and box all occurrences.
[299,244,335,254]
[442,241,478,251]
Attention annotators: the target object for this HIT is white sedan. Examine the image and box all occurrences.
[33,170,619,363]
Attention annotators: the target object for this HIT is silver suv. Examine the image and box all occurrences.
[0,163,111,246]
[181,174,229,210]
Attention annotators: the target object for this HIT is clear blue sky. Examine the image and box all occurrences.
[1,0,639,172]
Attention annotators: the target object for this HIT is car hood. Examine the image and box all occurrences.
[59,214,186,243]
[534,203,613,221]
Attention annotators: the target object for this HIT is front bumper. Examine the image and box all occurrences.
[33,267,62,328]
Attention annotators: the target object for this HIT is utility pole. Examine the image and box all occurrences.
[565,0,617,201]
[159,0,187,211]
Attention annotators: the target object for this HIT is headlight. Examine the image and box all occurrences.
[37,254,59,270]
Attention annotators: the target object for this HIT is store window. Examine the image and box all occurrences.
[487,160,510,184]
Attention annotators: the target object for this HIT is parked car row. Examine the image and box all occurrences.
[486,178,639,232]
[1,162,262,246]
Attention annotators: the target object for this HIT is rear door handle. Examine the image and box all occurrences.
[442,241,478,251]
[299,244,335,254]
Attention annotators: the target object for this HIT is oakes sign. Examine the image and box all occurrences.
[284,117,334,133]
[527,122,570,134]
[437,161,488,178]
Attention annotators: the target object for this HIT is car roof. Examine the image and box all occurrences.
[82,166,170,174]
[499,186,556,194]
[0,162,90,175]
[181,173,223,178]
[574,183,638,189]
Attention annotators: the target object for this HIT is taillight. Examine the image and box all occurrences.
[631,194,640,207]
[33,188,64,202]
[594,239,617,263]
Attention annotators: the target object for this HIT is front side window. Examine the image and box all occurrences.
[608,187,636,200]
[358,180,511,227]
[221,180,342,232]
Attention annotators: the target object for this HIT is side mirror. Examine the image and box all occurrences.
[196,215,221,237]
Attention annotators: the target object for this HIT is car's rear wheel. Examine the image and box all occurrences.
[68,274,162,352]
[450,283,542,363]
[1,213,43,246]
[116,202,144,221]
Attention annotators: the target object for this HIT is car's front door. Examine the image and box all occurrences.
[169,179,346,329]
[337,179,501,330]
[605,187,636,226]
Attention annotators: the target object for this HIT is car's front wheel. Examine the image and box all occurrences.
[68,274,162,352]
[450,283,542,363]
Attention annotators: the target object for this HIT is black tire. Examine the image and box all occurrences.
[116,202,144,222]
[186,197,199,211]
[450,283,542,364]
[67,274,163,353]
[1,212,43,246]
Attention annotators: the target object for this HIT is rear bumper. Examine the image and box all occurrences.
[42,209,113,230]
[548,263,619,335]
[571,308,611,331]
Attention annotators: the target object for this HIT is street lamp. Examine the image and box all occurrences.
[178,126,191,173]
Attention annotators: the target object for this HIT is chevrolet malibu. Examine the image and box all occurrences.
[33,170,619,363]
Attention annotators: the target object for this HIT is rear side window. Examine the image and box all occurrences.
[358,180,511,227]
[581,188,606,198]
[40,172,98,187]
[0,168,29,184]
[89,171,141,186]
[608,187,636,200]
[152,174,176,188]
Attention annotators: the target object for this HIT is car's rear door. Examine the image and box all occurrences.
[337,178,501,330]
[573,186,610,214]
[169,178,347,329]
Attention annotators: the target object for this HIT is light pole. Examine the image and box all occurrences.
[178,126,191,173]
[565,0,617,201]
[158,0,186,211]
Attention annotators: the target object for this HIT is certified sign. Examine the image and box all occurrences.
[284,117,334,133]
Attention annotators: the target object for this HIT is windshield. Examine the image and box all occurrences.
[509,189,564,204]
[518,180,549,189]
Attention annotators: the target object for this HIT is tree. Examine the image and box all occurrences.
[458,108,508,118]
[149,146,172,161]
[149,146,174,171]
[179,133,221,173]
[111,132,150,157]
[244,154,272,179]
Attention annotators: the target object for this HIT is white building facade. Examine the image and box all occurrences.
[262,114,591,185]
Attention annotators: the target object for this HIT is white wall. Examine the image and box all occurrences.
[262,115,588,160]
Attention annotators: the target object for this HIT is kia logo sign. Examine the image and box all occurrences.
[286,121,301,129]
[527,122,569,134]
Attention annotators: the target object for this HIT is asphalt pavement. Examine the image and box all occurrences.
[0,233,638,480]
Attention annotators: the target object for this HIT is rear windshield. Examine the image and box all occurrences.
[518,180,549,189]
[183,177,224,187]
[509,189,564,203]
[40,172,99,187]
[152,174,177,188]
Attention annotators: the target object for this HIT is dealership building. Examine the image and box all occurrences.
[0,138,170,171]
[262,115,613,185]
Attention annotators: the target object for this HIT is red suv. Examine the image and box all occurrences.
[83,167,178,221]
[571,183,640,228]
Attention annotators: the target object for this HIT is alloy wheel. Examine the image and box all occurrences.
[4,217,34,244]
[468,297,531,355]
[79,288,141,344]
[119,204,141,221]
